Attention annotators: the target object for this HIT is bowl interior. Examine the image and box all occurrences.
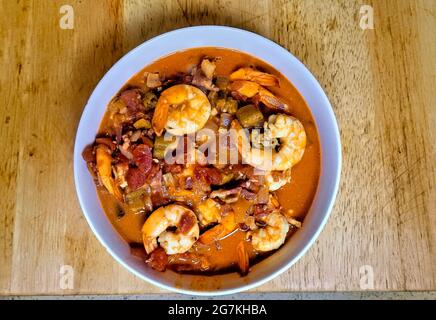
[74,26,341,295]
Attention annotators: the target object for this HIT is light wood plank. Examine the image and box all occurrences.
[0,0,434,294]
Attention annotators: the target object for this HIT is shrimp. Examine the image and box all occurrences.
[195,198,221,226]
[95,144,123,201]
[142,204,200,255]
[249,212,289,252]
[231,114,306,171]
[265,169,292,191]
[198,212,237,245]
[230,67,279,87]
[229,80,291,114]
[152,84,211,136]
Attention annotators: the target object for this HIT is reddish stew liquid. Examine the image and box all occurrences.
[96,47,320,274]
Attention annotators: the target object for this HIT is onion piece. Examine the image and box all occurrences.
[118,144,133,160]
[237,241,250,275]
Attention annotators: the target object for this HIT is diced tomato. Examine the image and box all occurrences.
[126,160,161,191]
[132,144,152,173]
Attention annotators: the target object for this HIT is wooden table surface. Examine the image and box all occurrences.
[1,0,435,295]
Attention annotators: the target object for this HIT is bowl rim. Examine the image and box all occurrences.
[73,25,342,296]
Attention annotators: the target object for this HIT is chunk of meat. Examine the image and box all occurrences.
[148,168,170,207]
[209,187,241,204]
[146,247,168,272]
[82,144,95,162]
[238,176,263,190]
[193,166,222,185]
[240,188,257,200]
[252,204,272,219]
[151,193,170,207]
[226,164,255,180]
[120,89,143,112]
[163,163,183,174]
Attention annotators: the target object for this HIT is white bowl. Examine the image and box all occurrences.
[74,26,341,295]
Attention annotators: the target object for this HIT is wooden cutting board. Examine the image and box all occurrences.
[1,0,435,295]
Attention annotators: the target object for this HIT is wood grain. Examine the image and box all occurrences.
[0,0,434,294]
